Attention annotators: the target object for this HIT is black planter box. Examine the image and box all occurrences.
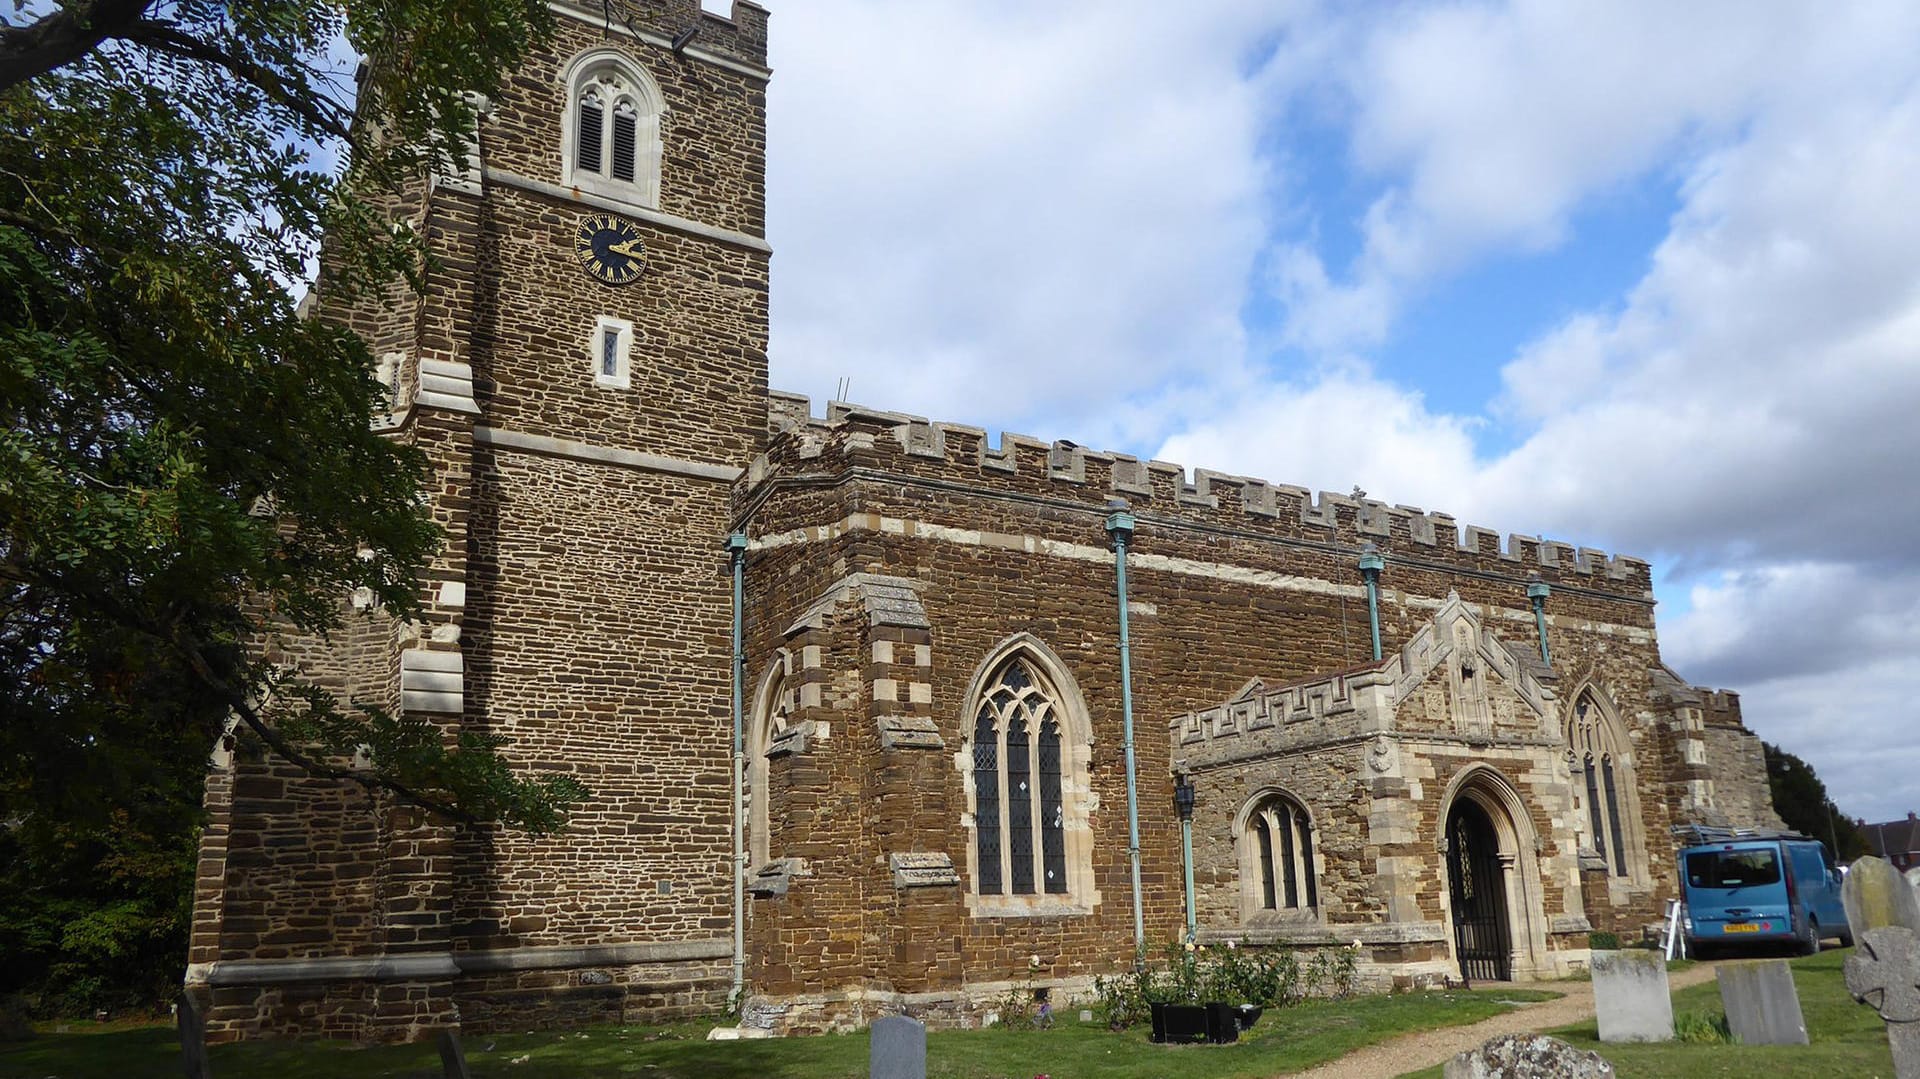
[1148,1002,1242,1045]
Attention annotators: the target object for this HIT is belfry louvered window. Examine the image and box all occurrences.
[971,659,1069,896]
[1570,691,1638,880]
[1245,794,1317,916]
[564,53,662,206]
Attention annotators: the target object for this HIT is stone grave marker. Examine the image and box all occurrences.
[178,994,213,1079]
[436,1028,473,1079]
[1908,866,1920,905]
[869,1014,927,1079]
[1845,925,1920,1079]
[1844,857,1920,937]
[1589,950,1673,1043]
[1443,1033,1614,1079]
[1716,960,1808,1045]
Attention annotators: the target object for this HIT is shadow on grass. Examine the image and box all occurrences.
[1,988,1563,1079]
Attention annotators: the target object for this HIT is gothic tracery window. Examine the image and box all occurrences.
[1569,690,1638,879]
[965,642,1089,912]
[1240,792,1319,920]
[564,51,663,206]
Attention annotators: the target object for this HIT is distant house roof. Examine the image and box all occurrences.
[1865,814,1920,868]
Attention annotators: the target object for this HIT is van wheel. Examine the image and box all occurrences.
[1690,941,1717,961]
[1797,916,1820,956]
[1838,925,1855,948]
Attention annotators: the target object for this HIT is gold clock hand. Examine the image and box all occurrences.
[607,239,643,257]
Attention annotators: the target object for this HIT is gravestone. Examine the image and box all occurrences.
[1716,960,1808,1045]
[1844,925,1920,1079]
[1844,857,1920,936]
[1908,866,1920,905]
[869,1014,927,1079]
[177,994,213,1079]
[1589,950,1673,1043]
[1443,1033,1614,1079]
[436,1028,473,1079]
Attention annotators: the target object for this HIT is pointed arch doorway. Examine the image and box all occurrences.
[1446,798,1511,982]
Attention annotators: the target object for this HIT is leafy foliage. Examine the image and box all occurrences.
[0,0,589,1013]
[1094,940,1360,1029]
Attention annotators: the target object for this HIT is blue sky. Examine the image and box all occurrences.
[757,0,1920,822]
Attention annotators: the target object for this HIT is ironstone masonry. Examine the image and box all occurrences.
[185,0,1785,1043]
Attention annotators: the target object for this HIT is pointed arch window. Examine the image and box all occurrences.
[964,640,1093,915]
[1569,690,1643,880]
[562,50,663,206]
[1239,792,1319,921]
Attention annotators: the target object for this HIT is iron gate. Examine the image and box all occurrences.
[1447,801,1511,983]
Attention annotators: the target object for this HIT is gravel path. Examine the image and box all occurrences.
[1288,962,1722,1079]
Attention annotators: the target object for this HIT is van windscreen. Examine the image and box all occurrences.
[1686,849,1782,889]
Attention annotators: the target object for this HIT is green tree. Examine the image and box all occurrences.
[1764,741,1868,861]
[1,0,589,1009]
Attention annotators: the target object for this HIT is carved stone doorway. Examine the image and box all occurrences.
[1447,798,1512,983]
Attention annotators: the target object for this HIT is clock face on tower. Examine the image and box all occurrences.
[574,214,645,285]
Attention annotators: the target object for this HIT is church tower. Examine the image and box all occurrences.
[187,1,772,1042]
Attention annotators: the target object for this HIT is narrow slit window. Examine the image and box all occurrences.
[1038,719,1065,894]
[600,328,620,377]
[1584,755,1606,861]
[1257,818,1277,909]
[1298,809,1318,909]
[1603,757,1627,877]
[1006,715,1033,895]
[973,708,1001,895]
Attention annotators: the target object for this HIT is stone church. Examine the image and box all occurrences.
[185,0,1785,1042]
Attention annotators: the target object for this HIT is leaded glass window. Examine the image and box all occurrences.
[1246,794,1317,916]
[971,657,1070,897]
[1569,691,1638,879]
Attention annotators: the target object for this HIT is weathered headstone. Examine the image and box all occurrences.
[1844,857,1920,936]
[436,1028,473,1079]
[1443,1033,1614,1079]
[177,994,213,1079]
[1844,925,1920,1079]
[869,1014,927,1079]
[1907,866,1920,906]
[1716,960,1808,1045]
[1590,950,1674,1043]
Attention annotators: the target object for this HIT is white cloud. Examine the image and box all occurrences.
[1280,0,1920,352]
[765,0,1300,444]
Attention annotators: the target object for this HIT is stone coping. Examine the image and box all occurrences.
[192,938,731,986]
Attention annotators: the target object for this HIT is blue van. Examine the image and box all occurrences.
[1679,829,1851,958]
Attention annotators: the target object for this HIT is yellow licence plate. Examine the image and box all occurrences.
[1724,923,1761,933]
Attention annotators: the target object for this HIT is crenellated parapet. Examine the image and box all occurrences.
[551,0,770,69]
[757,392,1652,594]
[1171,593,1559,771]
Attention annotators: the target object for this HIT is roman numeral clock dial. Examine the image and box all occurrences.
[574,213,646,285]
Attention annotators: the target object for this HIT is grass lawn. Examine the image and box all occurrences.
[0,987,1557,1079]
[1400,949,1894,1079]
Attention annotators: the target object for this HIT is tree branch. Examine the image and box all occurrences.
[0,0,155,95]
[118,20,355,144]
[171,632,478,827]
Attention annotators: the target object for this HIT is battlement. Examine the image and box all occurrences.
[762,391,1652,587]
[552,0,769,69]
